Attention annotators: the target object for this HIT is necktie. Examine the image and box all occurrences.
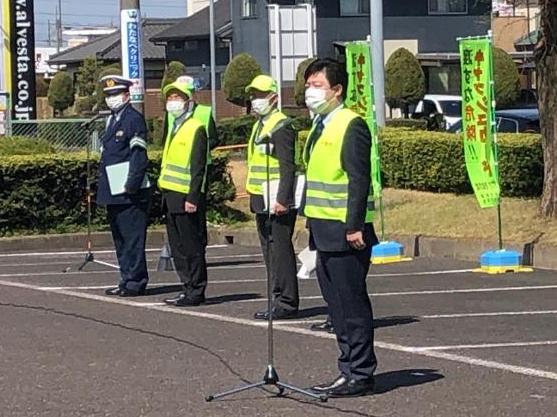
[306,116,325,157]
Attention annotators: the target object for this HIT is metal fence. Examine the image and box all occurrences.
[9,119,105,152]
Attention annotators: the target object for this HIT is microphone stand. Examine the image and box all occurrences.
[65,112,119,272]
[205,121,327,403]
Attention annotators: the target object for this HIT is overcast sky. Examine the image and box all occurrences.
[34,0,187,45]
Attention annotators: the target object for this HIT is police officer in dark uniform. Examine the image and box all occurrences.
[97,75,151,297]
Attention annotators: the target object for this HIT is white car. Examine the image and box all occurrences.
[413,95,462,130]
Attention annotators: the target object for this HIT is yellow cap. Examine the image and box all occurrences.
[163,75,195,98]
[245,75,278,94]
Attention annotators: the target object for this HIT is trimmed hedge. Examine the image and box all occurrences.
[0,136,56,156]
[0,152,236,236]
[385,118,427,130]
[298,128,543,197]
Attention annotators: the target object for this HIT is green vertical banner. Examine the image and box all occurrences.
[345,42,382,199]
[458,37,500,209]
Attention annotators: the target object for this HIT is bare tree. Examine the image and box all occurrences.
[535,0,557,216]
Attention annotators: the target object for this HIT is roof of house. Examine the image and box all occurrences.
[48,18,178,65]
[150,0,231,42]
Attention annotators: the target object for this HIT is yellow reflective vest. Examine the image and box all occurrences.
[303,108,375,223]
[158,114,206,194]
[245,110,288,195]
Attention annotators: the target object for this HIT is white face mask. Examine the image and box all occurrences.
[105,94,127,111]
[305,87,335,115]
[166,100,186,117]
[251,98,274,116]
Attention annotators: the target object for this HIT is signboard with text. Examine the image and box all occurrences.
[120,9,144,103]
[459,37,500,209]
[2,0,37,120]
[345,42,382,199]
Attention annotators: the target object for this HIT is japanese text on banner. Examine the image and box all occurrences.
[459,38,500,209]
[345,42,382,199]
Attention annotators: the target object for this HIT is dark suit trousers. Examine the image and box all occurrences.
[316,247,377,380]
[166,210,208,299]
[256,211,299,312]
[107,203,149,292]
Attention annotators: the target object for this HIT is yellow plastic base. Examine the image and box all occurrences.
[371,256,413,265]
[474,266,534,275]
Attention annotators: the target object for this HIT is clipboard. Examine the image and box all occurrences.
[105,162,151,196]
[262,175,305,214]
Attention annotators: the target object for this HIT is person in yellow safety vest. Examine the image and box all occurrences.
[159,79,209,307]
[161,76,218,157]
[302,59,378,398]
[245,74,300,321]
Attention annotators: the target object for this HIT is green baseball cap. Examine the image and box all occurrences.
[245,74,278,94]
[163,75,195,98]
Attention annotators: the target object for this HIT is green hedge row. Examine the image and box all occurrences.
[298,128,543,197]
[0,152,236,236]
[0,136,56,156]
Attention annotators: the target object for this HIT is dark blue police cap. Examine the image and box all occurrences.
[100,75,133,95]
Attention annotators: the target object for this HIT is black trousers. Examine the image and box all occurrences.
[256,210,299,312]
[107,203,149,292]
[166,209,208,299]
[316,248,377,381]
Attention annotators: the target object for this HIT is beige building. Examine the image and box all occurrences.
[187,0,210,16]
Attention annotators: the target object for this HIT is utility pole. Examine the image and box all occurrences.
[120,0,145,113]
[370,0,385,127]
[56,0,62,53]
[209,0,217,116]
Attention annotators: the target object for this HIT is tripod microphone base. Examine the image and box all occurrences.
[205,365,328,402]
[78,252,95,271]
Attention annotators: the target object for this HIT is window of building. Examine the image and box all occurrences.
[184,40,199,51]
[169,42,183,52]
[242,0,257,18]
[428,0,468,15]
[340,0,369,16]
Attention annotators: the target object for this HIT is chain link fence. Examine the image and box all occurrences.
[9,119,106,152]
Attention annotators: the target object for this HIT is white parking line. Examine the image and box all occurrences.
[422,310,557,319]
[413,341,557,351]
[0,253,263,268]
[0,245,228,258]
[235,284,557,303]
[40,279,265,290]
[1,278,557,382]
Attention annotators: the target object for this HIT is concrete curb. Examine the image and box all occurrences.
[1,227,556,271]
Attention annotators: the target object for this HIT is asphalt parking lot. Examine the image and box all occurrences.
[0,243,556,417]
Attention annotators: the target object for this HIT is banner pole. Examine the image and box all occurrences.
[487,30,504,250]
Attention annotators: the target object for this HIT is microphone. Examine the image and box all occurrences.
[80,110,111,128]
[254,118,292,145]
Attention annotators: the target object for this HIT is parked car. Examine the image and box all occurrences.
[412,95,462,130]
[448,108,540,134]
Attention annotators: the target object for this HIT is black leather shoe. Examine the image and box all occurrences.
[105,287,122,296]
[328,378,375,398]
[311,375,347,393]
[310,320,334,333]
[165,293,205,307]
[118,288,144,298]
[253,308,298,320]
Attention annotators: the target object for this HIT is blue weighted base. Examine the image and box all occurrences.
[371,241,411,264]
[477,250,533,274]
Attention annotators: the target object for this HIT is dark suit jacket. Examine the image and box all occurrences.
[96,104,150,206]
[306,116,378,252]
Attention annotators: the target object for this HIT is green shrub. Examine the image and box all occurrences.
[77,56,103,96]
[379,128,543,197]
[493,47,520,108]
[386,118,427,130]
[0,152,236,236]
[223,53,262,107]
[296,128,543,197]
[385,48,426,117]
[294,58,316,106]
[161,61,187,98]
[48,71,75,117]
[75,96,96,116]
[0,136,56,156]
[217,115,256,146]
